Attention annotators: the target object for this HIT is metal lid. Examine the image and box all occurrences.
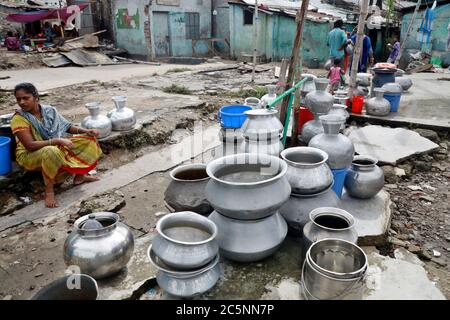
[381,82,402,93]
[81,214,104,230]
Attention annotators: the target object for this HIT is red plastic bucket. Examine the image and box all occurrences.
[297,107,315,134]
[351,96,364,114]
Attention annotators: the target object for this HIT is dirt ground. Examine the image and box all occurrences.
[0,50,45,71]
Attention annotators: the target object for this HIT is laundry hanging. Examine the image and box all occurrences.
[416,0,437,44]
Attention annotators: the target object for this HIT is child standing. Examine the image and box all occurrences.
[328,58,344,94]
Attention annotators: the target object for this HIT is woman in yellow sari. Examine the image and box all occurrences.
[11,83,103,208]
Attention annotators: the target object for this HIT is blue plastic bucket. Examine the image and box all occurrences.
[0,136,12,175]
[218,105,252,129]
[331,168,348,198]
[384,93,401,112]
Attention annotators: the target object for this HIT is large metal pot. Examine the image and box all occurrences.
[81,102,112,139]
[309,115,354,170]
[241,109,283,140]
[300,74,317,97]
[302,207,358,258]
[63,212,134,279]
[240,137,284,157]
[344,155,384,199]
[328,104,349,130]
[356,73,372,87]
[164,163,213,215]
[208,211,287,262]
[107,96,136,131]
[205,153,291,220]
[305,78,333,115]
[279,187,340,237]
[152,211,218,270]
[148,245,220,298]
[302,239,367,300]
[300,118,324,144]
[366,88,391,116]
[259,85,278,108]
[280,147,333,195]
[31,274,98,300]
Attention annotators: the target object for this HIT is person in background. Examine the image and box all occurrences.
[387,35,401,63]
[5,31,20,51]
[343,32,352,73]
[327,19,347,68]
[350,28,374,73]
[43,22,55,43]
[11,83,102,208]
[328,58,345,94]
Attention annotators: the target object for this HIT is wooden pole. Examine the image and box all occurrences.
[251,0,259,83]
[279,0,309,127]
[56,9,65,39]
[348,0,369,99]
[395,0,422,66]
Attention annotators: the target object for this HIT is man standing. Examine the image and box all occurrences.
[327,19,347,68]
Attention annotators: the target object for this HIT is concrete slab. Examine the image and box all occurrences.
[340,190,392,246]
[364,252,446,300]
[348,125,439,165]
[349,73,450,130]
[97,234,157,300]
[0,124,221,232]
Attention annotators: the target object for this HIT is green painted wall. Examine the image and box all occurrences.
[401,3,450,53]
[230,4,332,66]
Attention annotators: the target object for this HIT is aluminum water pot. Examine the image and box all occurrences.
[308,114,355,170]
[81,102,112,139]
[300,118,323,144]
[164,163,213,215]
[31,274,98,300]
[151,211,218,270]
[240,137,284,156]
[395,76,413,91]
[305,78,333,115]
[280,147,333,195]
[208,211,287,262]
[366,88,391,116]
[241,109,283,140]
[107,96,136,131]
[64,212,134,279]
[299,74,317,97]
[205,153,291,220]
[260,85,278,108]
[344,155,384,199]
[279,186,340,237]
[328,104,349,130]
[302,239,367,300]
[302,207,358,257]
[148,245,220,298]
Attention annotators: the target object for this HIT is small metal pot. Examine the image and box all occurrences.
[280,147,333,195]
[31,274,98,300]
[164,163,213,215]
[344,155,384,199]
[152,211,219,270]
[107,96,136,131]
[395,76,413,91]
[208,211,287,262]
[302,207,358,258]
[241,109,283,140]
[81,102,112,139]
[148,245,220,298]
[305,78,333,115]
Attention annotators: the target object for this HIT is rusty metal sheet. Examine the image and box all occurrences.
[42,54,72,68]
[60,49,114,67]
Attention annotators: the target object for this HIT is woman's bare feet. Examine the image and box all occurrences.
[73,174,100,186]
[44,183,58,208]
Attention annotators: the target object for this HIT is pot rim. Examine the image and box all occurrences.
[307,238,368,277]
[30,274,99,300]
[351,155,378,167]
[74,212,119,236]
[206,153,287,187]
[280,147,328,168]
[85,102,101,109]
[112,95,127,101]
[156,211,217,246]
[244,109,278,116]
[169,163,209,182]
[147,244,219,276]
[309,207,355,231]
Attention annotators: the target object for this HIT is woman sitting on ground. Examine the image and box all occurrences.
[11,83,103,208]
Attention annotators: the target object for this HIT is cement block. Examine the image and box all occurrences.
[349,126,439,165]
[340,190,391,246]
[97,234,156,300]
[364,252,446,300]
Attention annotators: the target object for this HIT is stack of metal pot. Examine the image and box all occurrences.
[309,114,355,198]
[148,211,220,298]
[355,72,372,97]
[279,147,340,237]
[240,109,284,156]
[64,212,134,279]
[301,78,334,144]
[206,153,291,262]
